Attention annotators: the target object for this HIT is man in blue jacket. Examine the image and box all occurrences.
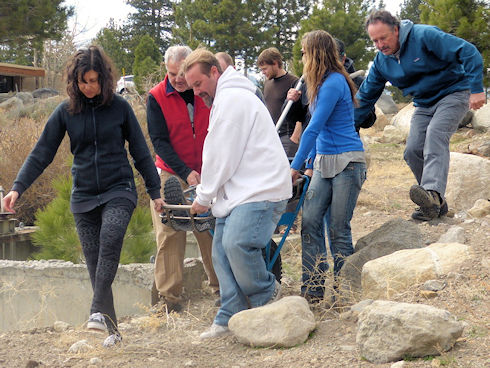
[355,10,485,221]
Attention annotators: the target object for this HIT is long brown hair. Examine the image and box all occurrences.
[302,30,357,106]
[65,45,115,114]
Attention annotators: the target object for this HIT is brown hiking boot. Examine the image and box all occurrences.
[409,185,441,220]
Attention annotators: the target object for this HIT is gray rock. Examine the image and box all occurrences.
[32,88,59,99]
[15,92,33,104]
[362,243,471,299]
[437,226,465,244]
[68,339,93,353]
[391,103,415,136]
[446,152,490,211]
[467,199,490,218]
[0,96,23,110]
[53,320,70,332]
[380,125,405,144]
[89,357,102,365]
[471,103,490,131]
[376,93,399,114]
[339,218,423,296]
[228,296,316,347]
[357,300,464,363]
[422,280,447,292]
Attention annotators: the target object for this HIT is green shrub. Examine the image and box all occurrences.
[32,174,155,264]
[32,174,81,262]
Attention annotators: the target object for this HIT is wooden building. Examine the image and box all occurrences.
[0,63,45,93]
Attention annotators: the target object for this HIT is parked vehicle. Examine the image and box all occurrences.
[116,75,135,94]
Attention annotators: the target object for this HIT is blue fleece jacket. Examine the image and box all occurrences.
[291,72,364,170]
[354,20,484,127]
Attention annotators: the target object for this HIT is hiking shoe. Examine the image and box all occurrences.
[409,185,441,220]
[199,323,231,339]
[266,280,282,305]
[412,198,448,221]
[162,176,192,231]
[103,332,122,347]
[150,298,182,314]
[87,312,107,332]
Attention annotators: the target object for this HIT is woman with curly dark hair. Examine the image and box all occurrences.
[2,45,165,346]
[290,30,366,304]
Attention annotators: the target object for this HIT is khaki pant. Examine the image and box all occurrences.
[150,170,218,304]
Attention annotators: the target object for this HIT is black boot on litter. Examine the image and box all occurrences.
[162,176,193,231]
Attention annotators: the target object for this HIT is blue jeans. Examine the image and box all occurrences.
[212,200,287,326]
[301,162,366,298]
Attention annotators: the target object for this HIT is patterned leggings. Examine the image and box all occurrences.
[73,197,135,333]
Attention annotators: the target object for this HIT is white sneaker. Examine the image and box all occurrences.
[199,323,231,339]
[103,332,122,347]
[266,280,282,305]
[87,312,107,332]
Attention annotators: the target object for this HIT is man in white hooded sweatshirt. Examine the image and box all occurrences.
[183,49,292,339]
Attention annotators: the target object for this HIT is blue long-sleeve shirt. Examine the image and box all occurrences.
[291,72,364,170]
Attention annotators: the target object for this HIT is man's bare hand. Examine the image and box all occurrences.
[190,199,209,215]
[287,88,301,102]
[186,170,201,186]
[1,190,19,213]
[469,92,486,110]
[291,168,301,184]
[153,198,166,213]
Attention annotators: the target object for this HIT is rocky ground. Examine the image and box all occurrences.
[0,128,488,368]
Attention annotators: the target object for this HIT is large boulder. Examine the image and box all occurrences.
[15,92,34,104]
[445,152,490,211]
[375,93,398,114]
[32,88,59,99]
[391,103,415,136]
[372,105,391,131]
[228,296,316,347]
[361,243,471,300]
[0,96,23,110]
[357,300,464,363]
[340,219,423,297]
[380,125,405,143]
[471,103,490,131]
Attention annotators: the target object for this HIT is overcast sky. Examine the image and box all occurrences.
[64,0,403,45]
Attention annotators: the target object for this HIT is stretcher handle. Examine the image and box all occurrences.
[276,76,303,132]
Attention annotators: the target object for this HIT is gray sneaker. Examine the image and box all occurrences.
[103,332,122,347]
[199,323,231,339]
[87,312,107,332]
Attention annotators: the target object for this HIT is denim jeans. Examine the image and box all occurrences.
[404,90,469,197]
[212,200,287,327]
[301,162,366,298]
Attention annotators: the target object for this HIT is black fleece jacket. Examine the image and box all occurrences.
[12,94,161,213]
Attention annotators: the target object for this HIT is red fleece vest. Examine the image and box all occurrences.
[149,76,210,175]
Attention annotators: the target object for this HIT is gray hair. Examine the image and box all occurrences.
[365,9,400,31]
[164,45,192,64]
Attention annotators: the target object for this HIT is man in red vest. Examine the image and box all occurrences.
[147,45,218,312]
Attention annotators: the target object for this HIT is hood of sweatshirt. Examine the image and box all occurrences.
[398,19,414,54]
[216,66,256,99]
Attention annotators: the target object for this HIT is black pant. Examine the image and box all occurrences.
[73,197,135,333]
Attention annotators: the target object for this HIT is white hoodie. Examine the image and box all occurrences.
[196,66,292,218]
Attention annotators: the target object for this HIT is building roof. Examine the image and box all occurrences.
[0,63,45,77]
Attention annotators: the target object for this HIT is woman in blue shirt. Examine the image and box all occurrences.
[291,30,366,304]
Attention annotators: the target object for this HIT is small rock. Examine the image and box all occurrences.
[89,357,102,365]
[68,340,93,353]
[25,361,40,368]
[467,199,490,218]
[431,358,442,367]
[422,280,447,292]
[184,360,194,366]
[437,226,465,244]
[53,321,70,332]
[420,290,438,299]
[391,361,406,368]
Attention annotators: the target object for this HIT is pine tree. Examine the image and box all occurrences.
[132,34,163,93]
[127,0,174,54]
